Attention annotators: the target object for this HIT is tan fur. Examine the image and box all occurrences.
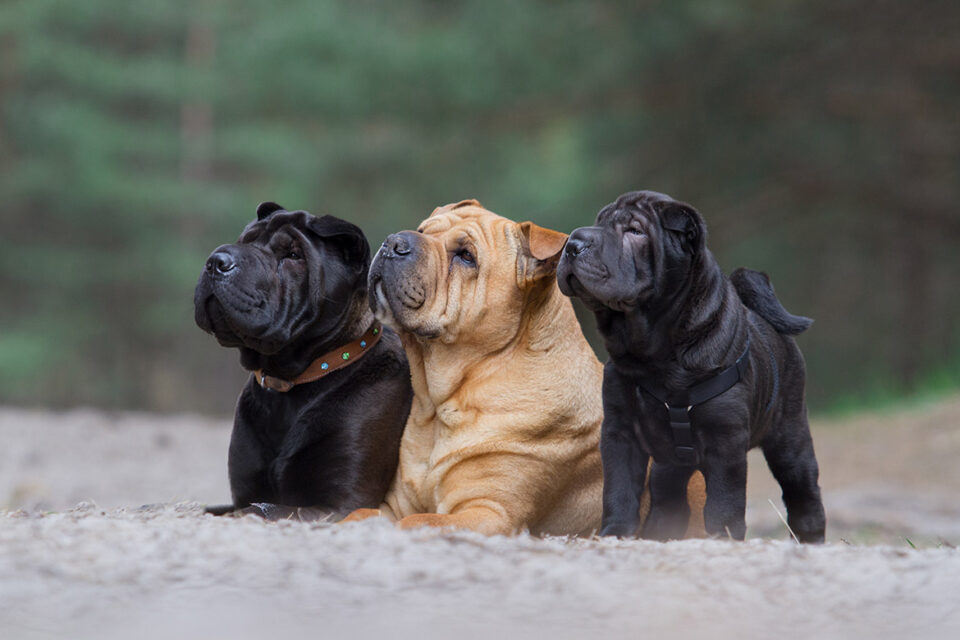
[343,201,707,537]
[348,202,604,536]
[634,465,707,539]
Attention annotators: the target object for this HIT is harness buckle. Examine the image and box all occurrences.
[674,446,697,464]
[666,404,698,465]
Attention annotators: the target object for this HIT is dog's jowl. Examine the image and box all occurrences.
[194,202,412,517]
[557,190,825,542]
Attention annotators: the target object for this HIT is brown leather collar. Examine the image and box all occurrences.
[253,323,382,392]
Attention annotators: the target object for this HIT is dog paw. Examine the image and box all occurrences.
[339,508,382,523]
[397,513,451,530]
[599,522,638,538]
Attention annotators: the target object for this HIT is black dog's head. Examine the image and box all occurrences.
[557,190,706,313]
[194,202,370,358]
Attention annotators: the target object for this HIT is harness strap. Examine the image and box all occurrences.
[667,406,698,465]
[636,335,752,466]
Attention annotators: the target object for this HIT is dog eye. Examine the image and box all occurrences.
[285,248,303,260]
[455,248,476,266]
[627,228,644,236]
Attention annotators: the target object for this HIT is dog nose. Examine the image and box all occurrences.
[565,234,591,257]
[206,250,237,275]
[383,232,415,258]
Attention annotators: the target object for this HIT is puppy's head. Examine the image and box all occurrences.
[557,190,706,312]
[194,202,370,355]
[368,200,568,346]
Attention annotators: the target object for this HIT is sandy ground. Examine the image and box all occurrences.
[2,397,959,639]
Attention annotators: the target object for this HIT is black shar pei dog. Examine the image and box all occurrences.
[557,190,825,542]
[194,202,412,518]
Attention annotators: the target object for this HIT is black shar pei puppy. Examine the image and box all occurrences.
[194,202,412,518]
[557,190,825,542]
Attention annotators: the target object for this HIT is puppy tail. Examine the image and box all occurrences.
[730,268,813,336]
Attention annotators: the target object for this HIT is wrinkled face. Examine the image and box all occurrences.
[557,190,706,312]
[194,206,368,355]
[368,200,567,346]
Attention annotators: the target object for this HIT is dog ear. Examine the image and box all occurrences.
[306,215,372,275]
[518,221,569,283]
[429,199,483,217]
[256,202,285,220]
[659,202,706,252]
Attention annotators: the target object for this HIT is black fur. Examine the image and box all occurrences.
[194,203,412,518]
[730,268,813,336]
[557,190,825,542]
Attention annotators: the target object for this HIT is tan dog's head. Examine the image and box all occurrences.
[368,200,568,347]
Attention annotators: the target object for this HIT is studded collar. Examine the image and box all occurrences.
[253,323,382,392]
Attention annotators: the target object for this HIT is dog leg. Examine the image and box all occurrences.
[701,453,748,540]
[598,429,650,537]
[761,412,826,543]
[642,463,696,540]
[599,373,650,537]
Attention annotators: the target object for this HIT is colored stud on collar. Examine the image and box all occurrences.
[250,322,381,393]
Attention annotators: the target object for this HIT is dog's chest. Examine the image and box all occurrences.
[396,403,473,511]
[633,406,687,463]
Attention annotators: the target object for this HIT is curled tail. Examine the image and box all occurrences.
[730,267,813,335]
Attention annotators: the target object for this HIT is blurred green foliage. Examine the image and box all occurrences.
[0,0,957,414]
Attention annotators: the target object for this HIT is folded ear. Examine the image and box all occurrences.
[429,199,483,217]
[658,201,706,253]
[256,202,285,220]
[305,215,371,277]
[518,221,569,284]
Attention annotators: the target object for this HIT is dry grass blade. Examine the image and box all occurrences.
[768,498,800,544]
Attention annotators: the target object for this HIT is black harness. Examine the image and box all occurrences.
[635,336,752,466]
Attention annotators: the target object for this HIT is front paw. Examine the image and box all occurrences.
[704,517,747,540]
[397,513,451,530]
[599,521,638,538]
[339,508,382,524]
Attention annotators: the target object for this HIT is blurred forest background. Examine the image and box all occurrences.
[0,0,957,416]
